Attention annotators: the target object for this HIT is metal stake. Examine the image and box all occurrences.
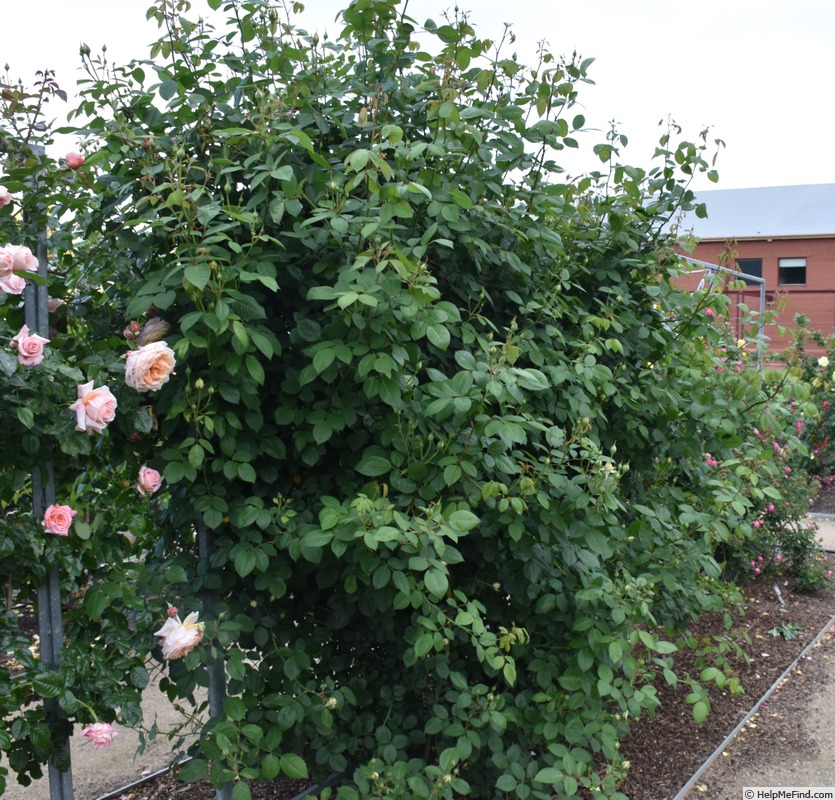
[26,144,74,800]
[197,520,232,800]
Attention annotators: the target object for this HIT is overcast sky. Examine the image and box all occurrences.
[5,0,835,191]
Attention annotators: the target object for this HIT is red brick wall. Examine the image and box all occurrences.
[681,237,835,354]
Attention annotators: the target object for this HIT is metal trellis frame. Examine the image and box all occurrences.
[684,256,767,369]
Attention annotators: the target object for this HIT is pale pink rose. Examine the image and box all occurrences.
[66,152,85,170]
[48,297,65,312]
[5,244,39,272]
[136,466,162,496]
[125,341,176,392]
[11,324,49,367]
[69,381,118,435]
[153,611,204,660]
[0,248,13,275]
[0,186,12,208]
[80,723,117,750]
[43,504,77,536]
[0,272,26,295]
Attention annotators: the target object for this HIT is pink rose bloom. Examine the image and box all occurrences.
[48,297,65,312]
[153,611,204,660]
[767,503,775,512]
[5,244,39,272]
[753,519,762,530]
[0,272,26,295]
[0,186,12,208]
[136,466,162,496]
[80,723,117,750]
[66,152,85,170]
[43,504,77,536]
[0,248,12,275]
[705,308,715,317]
[754,567,761,576]
[69,381,118,435]
[776,553,783,563]
[125,341,176,392]
[10,324,49,366]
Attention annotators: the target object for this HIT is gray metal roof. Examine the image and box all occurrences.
[683,184,835,240]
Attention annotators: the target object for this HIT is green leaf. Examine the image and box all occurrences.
[279,753,308,780]
[356,454,391,477]
[32,672,64,699]
[424,569,448,598]
[184,264,212,290]
[427,323,451,350]
[692,700,709,724]
[232,782,252,800]
[448,510,479,532]
[178,759,208,783]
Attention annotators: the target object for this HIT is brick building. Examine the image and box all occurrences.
[681,184,835,353]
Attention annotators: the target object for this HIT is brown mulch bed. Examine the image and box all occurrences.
[618,579,835,800]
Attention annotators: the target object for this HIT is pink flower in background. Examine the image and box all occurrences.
[167,606,178,617]
[66,152,85,170]
[705,308,715,317]
[122,320,141,340]
[69,381,118,435]
[80,723,117,750]
[0,186,12,208]
[10,324,49,366]
[704,453,718,468]
[776,554,783,563]
[154,611,204,660]
[785,466,792,474]
[754,567,761,576]
[125,341,176,392]
[118,530,136,547]
[5,244,39,272]
[136,466,162,496]
[43,504,77,536]
[48,297,65,313]
[753,519,762,530]
[767,503,775,513]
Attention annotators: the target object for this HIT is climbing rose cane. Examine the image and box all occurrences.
[154,611,204,660]
[125,341,176,392]
[69,381,118,435]
[10,324,49,366]
[80,723,117,750]
[43,504,77,536]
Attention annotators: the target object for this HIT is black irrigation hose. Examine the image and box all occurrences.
[672,609,835,800]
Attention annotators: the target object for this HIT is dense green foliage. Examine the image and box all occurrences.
[0,2,822,798]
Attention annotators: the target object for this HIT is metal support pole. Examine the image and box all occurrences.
[26,144,74,800]
[197,520,232,800]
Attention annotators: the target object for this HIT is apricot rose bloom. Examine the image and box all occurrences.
[153,611,204,660]
[69,381,118,435]
[11,324,49,366]
[43,504,77,536]
[125,341,176,392]
[80,723,117,750]
[136,466,162,496]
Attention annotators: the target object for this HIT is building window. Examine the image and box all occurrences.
[736,258,762,285]
[778,257,806,286]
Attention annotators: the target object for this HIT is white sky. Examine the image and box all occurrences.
[5,0,835,191]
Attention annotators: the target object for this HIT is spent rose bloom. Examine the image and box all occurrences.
[0,186,12,209]
[125,341,176,392]
[66,152,85,170]
[43,504,77,536]
[80,723,117,750]
[69,381,118,435]
[136,466,162,496]
[10,324,49,366]
[154,611,204,660]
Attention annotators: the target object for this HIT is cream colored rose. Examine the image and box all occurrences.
[125,341,176,392]
[153,611,204,660]
[69,381,118,435]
